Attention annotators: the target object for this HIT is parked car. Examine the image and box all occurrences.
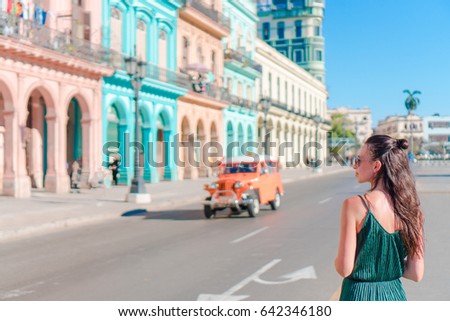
[202,155,284,218]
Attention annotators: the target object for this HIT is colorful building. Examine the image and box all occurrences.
[102,0,188,184]
[0,0,115,197]
[222,0,261,157]
[257,0,325,83]
[254,38,328,168]
[176,0,231,179]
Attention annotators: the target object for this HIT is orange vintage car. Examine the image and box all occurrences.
[202,155,284,218]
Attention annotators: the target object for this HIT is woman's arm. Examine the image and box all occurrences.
[403,226,424,282]
[335,198,358,278]
[403,254,424,282]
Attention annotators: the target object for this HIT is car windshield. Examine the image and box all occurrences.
[221,163,258,174]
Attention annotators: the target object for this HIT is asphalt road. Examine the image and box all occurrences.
[0,166,449,301]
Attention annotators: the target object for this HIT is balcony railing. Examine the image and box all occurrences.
[230,95,258,110]
[224,48,262,73]
[0,10,121,68]
[182,0,230,30]
[115,57,191,89]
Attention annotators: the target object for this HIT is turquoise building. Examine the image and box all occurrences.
[222,0,261,157]
[257,0,325,83]
[101,0,188,183]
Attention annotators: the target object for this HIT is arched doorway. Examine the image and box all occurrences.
[226,121,234,158]
[139,107,152,182]
[238,123,244,156]
[180,116,192,179]
[66,99,82,184]
[156,112,171,181]
[197,120,207,177]
[25,93,47,189]
[247,124,254,155]
[209,122,219,176]
[106,103,127,184]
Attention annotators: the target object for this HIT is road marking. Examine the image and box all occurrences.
[231,227,269,244]
[318,197,332,205]
[354,184,360,189]
[197,259,317,301]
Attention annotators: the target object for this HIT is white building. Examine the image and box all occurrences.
[254,38,329,168]
[375,114,423,152]
[328,106,372,147]
[422,115,450,153]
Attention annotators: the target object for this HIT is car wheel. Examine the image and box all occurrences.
[270,191,281,210]
[247,197,260,217]
[204,205,215,219]
[204,197,215,219]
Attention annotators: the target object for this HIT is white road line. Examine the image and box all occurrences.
[231,227,269,244]
[318,197,332,205]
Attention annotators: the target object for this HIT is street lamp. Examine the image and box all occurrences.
[259,96,271,156]
[312,115,322,173]
[125,54,151,204]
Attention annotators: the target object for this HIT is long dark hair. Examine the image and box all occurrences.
[365,135,424,257]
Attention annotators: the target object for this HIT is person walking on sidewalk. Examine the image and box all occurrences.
[335,135,424,300]
[109,156,120,186]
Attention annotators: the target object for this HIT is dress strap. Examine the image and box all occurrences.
[357,195,370,212]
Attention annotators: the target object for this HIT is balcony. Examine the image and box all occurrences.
[180,0,230,38]
[224,48,262,79]
[111,54,191,90]
[230,95,258,111]
[0,11,120,72]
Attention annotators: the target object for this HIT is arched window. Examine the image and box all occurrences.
[211,50,216,74]
[136,19,147,61]
[159,29,168,69]
[182,37,189,68]
[110,7,122,53]
[197,46,203,64]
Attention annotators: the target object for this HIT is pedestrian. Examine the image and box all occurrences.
[71,160,80,189]
[335,135,424,301]
[109,156,120,186]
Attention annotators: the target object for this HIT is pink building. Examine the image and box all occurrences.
[176,0,231,179]
[0,0,114,197]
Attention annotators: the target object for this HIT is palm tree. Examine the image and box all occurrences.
[403,89,421,156]
[403,89,421,115]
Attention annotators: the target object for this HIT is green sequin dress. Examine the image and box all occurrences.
[339,195,407,301]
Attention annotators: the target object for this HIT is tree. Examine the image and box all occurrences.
[330,113,355,138]
[403,89,421,115]
[403,89,422,155]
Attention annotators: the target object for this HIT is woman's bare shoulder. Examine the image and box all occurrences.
[341,195,367,220]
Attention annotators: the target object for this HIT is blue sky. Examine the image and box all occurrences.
[324,0,450,126]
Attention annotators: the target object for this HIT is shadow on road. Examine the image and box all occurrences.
[121,208,274,221]
[415,174,450,178]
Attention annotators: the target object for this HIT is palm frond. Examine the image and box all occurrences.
[412,90,422,96]
[403,89,412,95]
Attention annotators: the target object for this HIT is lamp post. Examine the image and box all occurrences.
[259,96,272,156]
[312,115,322,173]
[125,54,151,204]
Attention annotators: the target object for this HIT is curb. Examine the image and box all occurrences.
[0,167,350,243]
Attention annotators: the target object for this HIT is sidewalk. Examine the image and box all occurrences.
[0,164,351,242]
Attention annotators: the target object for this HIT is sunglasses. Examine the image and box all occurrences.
[354,156,373,167]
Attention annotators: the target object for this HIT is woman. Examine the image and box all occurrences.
[335,135,424,300]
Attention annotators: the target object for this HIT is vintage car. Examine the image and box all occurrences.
[202,155,284,218]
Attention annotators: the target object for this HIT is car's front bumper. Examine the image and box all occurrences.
[202,190,252,210]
